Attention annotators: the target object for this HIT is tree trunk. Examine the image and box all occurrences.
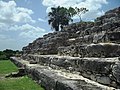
[79,15,82,22]
[55,25,59,31]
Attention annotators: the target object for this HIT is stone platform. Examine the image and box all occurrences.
[10,55,120,90]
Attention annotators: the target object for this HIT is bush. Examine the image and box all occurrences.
[0,49,22,60]
[0,54,7,60]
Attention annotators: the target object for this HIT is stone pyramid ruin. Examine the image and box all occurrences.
[11,7,120,90]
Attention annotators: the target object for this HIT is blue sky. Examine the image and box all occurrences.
[0,0,120,51]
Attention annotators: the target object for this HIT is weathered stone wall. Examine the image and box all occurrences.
[58,43,120,57]
[22,7,120,56]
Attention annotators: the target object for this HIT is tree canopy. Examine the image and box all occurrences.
[48,6,88,31]
[75,7,89,22]
[0,49,22,60]
[48,6,76,31]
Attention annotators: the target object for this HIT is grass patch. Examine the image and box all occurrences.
[0,60,44,90]
[0,76,44,90]
[0,60,18,75]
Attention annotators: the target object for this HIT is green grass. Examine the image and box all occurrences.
[0,60,18,75]
[0,76,44,90]
[0,60,44,90]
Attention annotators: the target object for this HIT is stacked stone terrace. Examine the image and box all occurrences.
[12,7,120,90]
[23,7,120,57]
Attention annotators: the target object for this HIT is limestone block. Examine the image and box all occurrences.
[96,76,111,85]
[112,62,120,84]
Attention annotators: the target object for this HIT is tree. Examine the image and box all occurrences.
[0,49,22,60]
[48,6,89,31]
[75,7,89,22]
[3,49,15,59]
[48,6,76,31]
[0,51,6,60]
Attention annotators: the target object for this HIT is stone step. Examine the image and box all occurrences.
[15,55,120,88]
[10,57,116,90]
[58,43,120,57]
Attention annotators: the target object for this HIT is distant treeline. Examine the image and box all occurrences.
[0,49,22,60]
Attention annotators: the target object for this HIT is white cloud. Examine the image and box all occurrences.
[0,23,47,50]
[0,1,48,50]
[15,24,46,38]
[42,0,108,20]
[0,0,35,26]
[38,18,46,22]
[42,0,83,7]
[6,23,46,38]
[0,0,38,32]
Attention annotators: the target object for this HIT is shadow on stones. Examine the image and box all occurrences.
[5,68,26,78]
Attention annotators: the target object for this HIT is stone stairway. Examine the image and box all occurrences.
[11,56,116,90]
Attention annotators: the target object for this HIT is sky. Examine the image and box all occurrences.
[0,0,120,51]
